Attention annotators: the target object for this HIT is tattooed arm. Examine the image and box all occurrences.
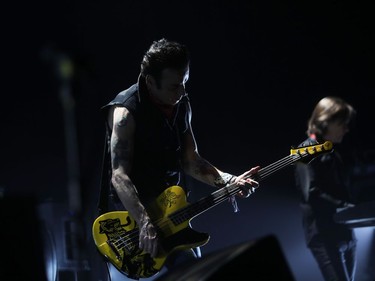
[181,103,260,198]
[108,106,159,258]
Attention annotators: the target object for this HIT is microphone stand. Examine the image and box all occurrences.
[55,51,90,279]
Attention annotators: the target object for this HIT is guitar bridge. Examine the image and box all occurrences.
[107,240,122,261]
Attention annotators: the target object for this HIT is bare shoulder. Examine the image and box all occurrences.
[108,105,135,131]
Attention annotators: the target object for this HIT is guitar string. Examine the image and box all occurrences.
[111,153,304,251]
[111,152,308,250]
[169,153,302,224]
[111,144,328,251]
[167,144,327,221]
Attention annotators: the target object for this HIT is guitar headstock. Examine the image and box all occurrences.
[291,141,334,163]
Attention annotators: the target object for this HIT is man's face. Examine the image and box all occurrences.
[148,66,189,106]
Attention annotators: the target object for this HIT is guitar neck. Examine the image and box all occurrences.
[168,141,332,225]
[251,153,301,182]
[169,154,302,225]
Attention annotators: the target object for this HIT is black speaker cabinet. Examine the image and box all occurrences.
[155,235,295,281]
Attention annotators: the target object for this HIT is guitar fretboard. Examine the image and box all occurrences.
[169,141,332,226]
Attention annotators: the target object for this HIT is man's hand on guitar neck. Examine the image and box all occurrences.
[232,166,261,198]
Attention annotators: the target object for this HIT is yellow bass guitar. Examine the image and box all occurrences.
[92,141,333,279]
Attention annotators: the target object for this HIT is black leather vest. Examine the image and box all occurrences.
[101,78,190,206]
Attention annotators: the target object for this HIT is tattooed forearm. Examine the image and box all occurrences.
[214,173,235,188]
[192,158,234,187]
[214,176,226,187]
[193,158,216,176]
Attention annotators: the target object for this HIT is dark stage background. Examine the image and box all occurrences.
[1,1,375,281]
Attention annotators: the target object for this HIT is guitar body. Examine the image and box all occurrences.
[92,141,333,279]
[92,185,210,279]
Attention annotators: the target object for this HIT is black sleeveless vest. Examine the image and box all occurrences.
[101,77,190,208]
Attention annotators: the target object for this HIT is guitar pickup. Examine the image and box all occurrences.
[107,239,122,261]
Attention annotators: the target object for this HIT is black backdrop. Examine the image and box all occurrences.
[3,0,374,196]
[2,1,375,281]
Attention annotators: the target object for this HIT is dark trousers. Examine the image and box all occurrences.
[309,236,357,281]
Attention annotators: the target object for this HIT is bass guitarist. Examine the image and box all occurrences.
[98,38,260,280]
